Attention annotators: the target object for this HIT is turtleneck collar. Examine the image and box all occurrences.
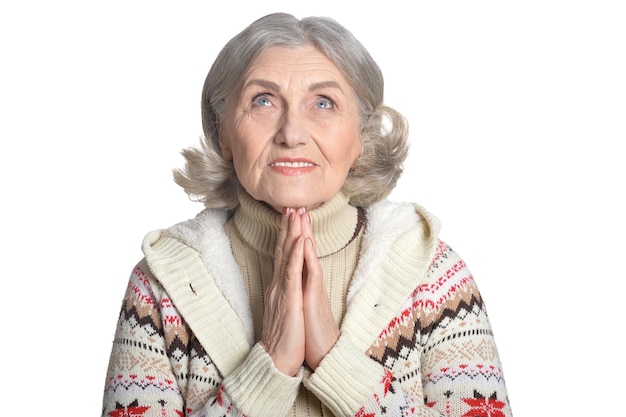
[232,190,360,258]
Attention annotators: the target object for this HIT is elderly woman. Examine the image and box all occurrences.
[101,12,512,417]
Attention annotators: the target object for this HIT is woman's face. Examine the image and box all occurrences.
[219,45,362,212]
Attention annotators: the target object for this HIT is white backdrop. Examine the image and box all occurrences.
[1,1,624,415]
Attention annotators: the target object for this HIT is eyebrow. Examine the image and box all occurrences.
[243,79,280,91]
[243,79,344,93]
[308,80,343,93]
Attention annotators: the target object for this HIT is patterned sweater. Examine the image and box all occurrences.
[101,195,512,416]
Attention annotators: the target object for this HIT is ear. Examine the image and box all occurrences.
[218,122,233,161]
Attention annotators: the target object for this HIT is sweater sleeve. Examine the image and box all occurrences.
[304,333,419,415]
[304,241,512,416]
[414,242,512,416]
[101,259,301,417]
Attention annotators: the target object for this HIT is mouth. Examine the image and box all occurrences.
[270,161,315,168]
[269,159,317,176]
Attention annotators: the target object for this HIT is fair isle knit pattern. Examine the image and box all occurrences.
[102,199,512,417]
[364,240,510,416]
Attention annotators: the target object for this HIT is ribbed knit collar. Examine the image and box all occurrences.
[232,191,359,258]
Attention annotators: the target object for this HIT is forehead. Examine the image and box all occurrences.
[243,45,349,85]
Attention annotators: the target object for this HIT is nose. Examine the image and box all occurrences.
[275,107,309,147]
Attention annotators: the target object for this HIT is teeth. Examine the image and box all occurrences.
[271,161,314,167]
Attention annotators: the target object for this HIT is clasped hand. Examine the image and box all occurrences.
[261,207,340,376]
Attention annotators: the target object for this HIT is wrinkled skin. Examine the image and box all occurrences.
[261,207,340,375]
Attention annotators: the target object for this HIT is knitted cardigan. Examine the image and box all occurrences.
[101,198,512,417]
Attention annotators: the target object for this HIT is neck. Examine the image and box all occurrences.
[233,190,360,258]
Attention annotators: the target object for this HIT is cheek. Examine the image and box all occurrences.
[232,157,257,195]
[342,114,362,160]
[231,143,264,181]
[226,128,255,166]
[344,130,362,166]
[232,149,254,176]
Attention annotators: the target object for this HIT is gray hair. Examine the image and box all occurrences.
[174,12,409,209]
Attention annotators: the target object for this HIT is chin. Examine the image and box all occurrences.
[270,196,324,212]
[252,186,334,212]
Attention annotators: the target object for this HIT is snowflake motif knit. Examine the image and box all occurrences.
[101,193,512,417]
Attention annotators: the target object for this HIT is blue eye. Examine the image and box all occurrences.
[253,95,272,107]
[316,97,334,109]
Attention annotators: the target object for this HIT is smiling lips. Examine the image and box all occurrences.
[270,159,316,176]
